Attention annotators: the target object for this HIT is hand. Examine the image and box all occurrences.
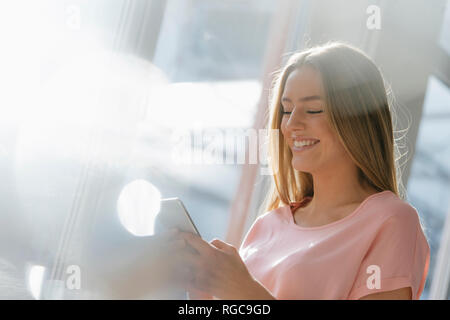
[92,228,192,299]
[173,230,275,300]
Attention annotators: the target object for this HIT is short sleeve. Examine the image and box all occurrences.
[348,207,430,300]
[238,214,265,256]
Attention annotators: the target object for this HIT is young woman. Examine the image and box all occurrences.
[171,42,430,300]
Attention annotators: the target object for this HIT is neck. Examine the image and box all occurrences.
[306,163,377,218]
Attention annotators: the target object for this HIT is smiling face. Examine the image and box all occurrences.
[280,65,353,174]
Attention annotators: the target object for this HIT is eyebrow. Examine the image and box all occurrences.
[281,95,322,103]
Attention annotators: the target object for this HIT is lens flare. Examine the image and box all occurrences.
[117,179,161,236]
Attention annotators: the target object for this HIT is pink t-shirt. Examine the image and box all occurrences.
[239,190,430,300]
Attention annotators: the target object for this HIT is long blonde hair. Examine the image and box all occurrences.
[263,41,406,213]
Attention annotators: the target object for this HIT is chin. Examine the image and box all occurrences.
[291,161,314,173]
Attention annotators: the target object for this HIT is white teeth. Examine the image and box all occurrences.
[294,140,318,147]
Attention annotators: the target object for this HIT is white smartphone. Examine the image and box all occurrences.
[155,197,201,237]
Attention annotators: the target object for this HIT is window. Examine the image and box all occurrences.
[407,76,450,299]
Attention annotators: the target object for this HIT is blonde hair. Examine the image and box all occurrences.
[262,41,406,213]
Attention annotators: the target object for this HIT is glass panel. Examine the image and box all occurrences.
[406,75,450,300]
[0,0,276,299]
[439,0,450,55]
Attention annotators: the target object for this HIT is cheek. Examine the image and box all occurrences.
[317,119,336,142]
[334,139,350,158]
[322,131,347,159]
[280,118,288,138]
[313,123,338,156]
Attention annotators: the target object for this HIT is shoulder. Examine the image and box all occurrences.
[364,191,421,227]
[353,191,427,245]
[245,205,289,234]
[362,192,429,253]
[239,206,286,251]
[255,204,290,224]
[349,193,430,300]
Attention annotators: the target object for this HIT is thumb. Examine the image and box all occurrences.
[210,238,235,252]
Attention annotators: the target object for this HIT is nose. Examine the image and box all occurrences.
[285,107,306,131]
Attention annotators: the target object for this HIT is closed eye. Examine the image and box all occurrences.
[282,110,323,115]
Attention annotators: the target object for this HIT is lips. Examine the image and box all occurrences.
[289,133,320,150]
[291,137,320,142]
[291,140,320,152]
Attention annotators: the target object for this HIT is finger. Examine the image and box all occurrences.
[179,232,216,257]
[166,238,198,256]
[210,238,235,253]
[167,249,202,270]
[157,229,200,254]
